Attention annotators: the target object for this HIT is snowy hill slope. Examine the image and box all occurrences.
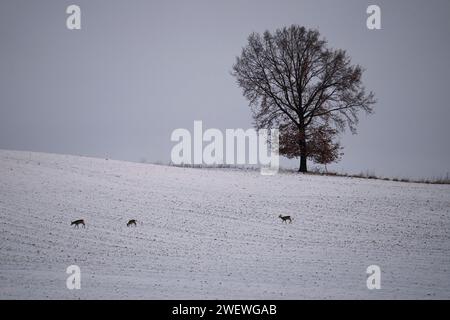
[0,149,449,299]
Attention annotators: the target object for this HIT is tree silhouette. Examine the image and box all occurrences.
[232,25,375,172]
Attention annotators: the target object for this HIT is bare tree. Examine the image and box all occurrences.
[232,25,375,172]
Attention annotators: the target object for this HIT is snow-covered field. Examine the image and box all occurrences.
[0,149,449,299]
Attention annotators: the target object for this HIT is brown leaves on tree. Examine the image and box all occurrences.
[279,121,343,171]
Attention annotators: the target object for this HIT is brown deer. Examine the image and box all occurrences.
[71,219,85,228]
[127,219,137,227]
[278,215,292,224]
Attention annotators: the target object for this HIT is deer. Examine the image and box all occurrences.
[71,219,85,228]
[127,219,137,227]
[278,215,292,224]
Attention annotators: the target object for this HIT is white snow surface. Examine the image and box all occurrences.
[0,149,449,299]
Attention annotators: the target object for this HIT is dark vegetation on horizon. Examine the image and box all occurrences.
[149,160,450,185]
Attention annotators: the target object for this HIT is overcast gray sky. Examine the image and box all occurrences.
[0,0,449,179]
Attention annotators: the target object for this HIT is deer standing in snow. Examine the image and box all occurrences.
[278,215,292,224]
[71,219,85,228]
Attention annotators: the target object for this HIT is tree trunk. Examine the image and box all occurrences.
[298,155,307,173]
[298,132,308,173]
[297,120,308,173]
